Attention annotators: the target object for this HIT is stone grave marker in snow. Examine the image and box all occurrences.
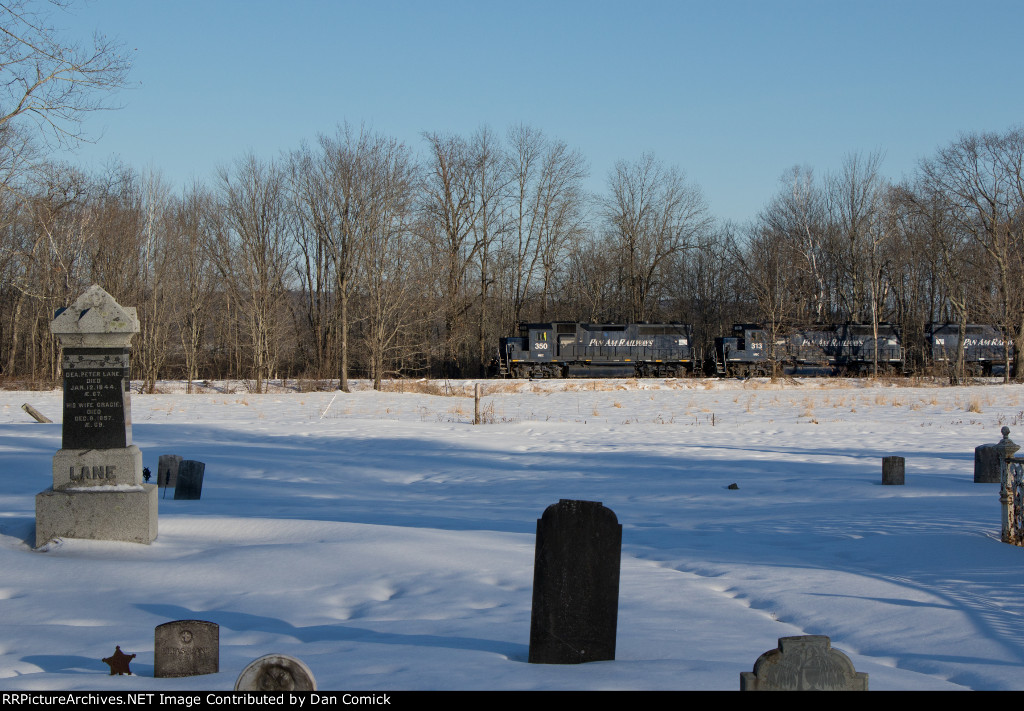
[881,456,905,485]
[154,620,219,677]
[34,285,158,547]
[157,454,182,488]
[740,635,868,690]
[235,654,317,691]
[976,441,1002,483]
[528,499,621,664]
[173,460,205,500]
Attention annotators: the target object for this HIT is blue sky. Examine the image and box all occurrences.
[53,0,1024,223]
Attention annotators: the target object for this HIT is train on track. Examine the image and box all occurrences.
[497,322,695,378]
[713,323,904,377]
[496,321,1012,378]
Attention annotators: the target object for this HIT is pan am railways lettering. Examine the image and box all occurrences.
[587,338,656,347]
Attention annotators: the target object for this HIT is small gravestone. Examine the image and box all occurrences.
[173,460,205,500]
[975,443,1001,483]
[235,655,316,691]
[882,456,905,485]
[102,646,136,676]
[158,454,183,488]
[528,499,621,664]
[155,620,219,677]
[741,635,868,690]
[35,285,157,547]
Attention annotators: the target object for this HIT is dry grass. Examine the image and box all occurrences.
[476,401,499,424]
[378,379,469,397]
[297,379,335,393]
[968,395,984,413]
[799,397,815,418]
[485,381,523,395]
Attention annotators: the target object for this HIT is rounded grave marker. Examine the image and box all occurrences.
[155,619,219,677]
[235,654,316,691]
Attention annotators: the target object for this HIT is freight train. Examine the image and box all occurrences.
[713,323,904,377]
[712,322,1013,377]
[496,321,1013,379]
[496,322,695,378]
[926,323,1012,376]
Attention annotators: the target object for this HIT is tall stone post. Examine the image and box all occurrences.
[528,499,621,664]
[997,426,1020,545]
[35,285,158,547]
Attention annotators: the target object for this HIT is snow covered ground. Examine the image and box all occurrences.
[3,377,1024,690]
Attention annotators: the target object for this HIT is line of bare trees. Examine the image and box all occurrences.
[2,2,1022,387]
[2,123,1024,388]
[736,132,1024,382]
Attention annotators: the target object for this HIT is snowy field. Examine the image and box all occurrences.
[3,376,1024,690]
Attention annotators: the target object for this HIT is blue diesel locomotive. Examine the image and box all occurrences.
[926,323,1012,376]
[713,323,904,377]
[497,322,695,378]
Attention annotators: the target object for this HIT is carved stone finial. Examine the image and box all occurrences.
[998,427,1019,459]
[50,285,139,348]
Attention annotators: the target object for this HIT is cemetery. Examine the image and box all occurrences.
[3,288,1024,689]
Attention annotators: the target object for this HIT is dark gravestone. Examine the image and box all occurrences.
[235,654,317,691]
[173,460,205,500]
[882,456,905,485]
[528,499,621,664]
[154,620,219,677]
[158,454,183,488]
[61,348,132,450]
[741,635,868,690]
[975,444,1001,483]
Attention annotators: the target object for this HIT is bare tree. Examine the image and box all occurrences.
[503,124,587,327]
[732,220,800,378]
[920,129,1024,381]
[6,162,91,380]
[169,183,216,392]
[602,153,711,322]
[211,154,292,392]
[467,126,511,375]
[420,131,486,375]
[761,166,830,322]
[289,125,418,389]
[826,151,893,375]
[892,181,975,379]
[0,0,132,147]
[355,138,419,389]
